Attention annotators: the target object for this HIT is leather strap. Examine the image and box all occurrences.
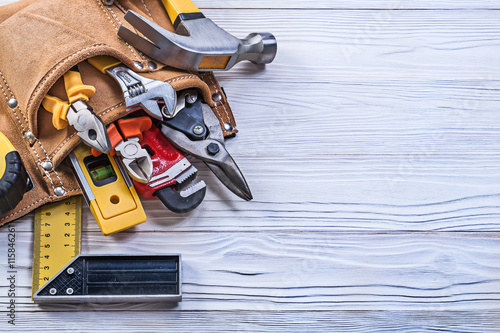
[200,72,238,137]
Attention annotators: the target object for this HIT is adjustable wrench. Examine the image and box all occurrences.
[88,56,177,119]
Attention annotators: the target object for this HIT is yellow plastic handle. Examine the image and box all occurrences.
[0,132,16,187]
[42,95,70,130]
[64,69,96,104]
[0,131,15,153]
[88,56,122,74]
[162,0,201,25]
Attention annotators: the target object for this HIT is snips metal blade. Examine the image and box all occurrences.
[160,96,252,201]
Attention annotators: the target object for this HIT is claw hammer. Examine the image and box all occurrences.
[116,0,278,71]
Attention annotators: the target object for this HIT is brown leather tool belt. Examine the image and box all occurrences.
[0,0,237,225]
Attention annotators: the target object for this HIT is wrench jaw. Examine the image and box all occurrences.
[155,166,206,214]
[126,81,177,120]
[105,65,177,120]
[145,81,177,119]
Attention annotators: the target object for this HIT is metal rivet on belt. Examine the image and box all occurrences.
[24,131,35,145]
[103,0,114,5]
[67,267,75,275]
[212,93,222,103]
[49,288,57,295]
[147,61,157,70]
[8,98,18,108]
[224,123,234,132]
[54,187,66,197]
[66,288,74,295]
[134,61,144,70]
[42,160,53,171]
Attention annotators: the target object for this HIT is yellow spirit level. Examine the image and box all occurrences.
[68,144,146,235]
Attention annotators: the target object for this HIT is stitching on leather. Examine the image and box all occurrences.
[141,0,154,21]
[0,73,50,187]
[97,0,120,31]
[50,132,78,159]
[37,139,60,192]
[201,73,225,122]
[166,75,200,84]
[28,44,107,116]
[101,102,125,116]
[37,140,65,190]
[0,189,80,223]
[107,2,143,61]
[206,73,231,121]
[49,103,124,159]
[113,0,126,12]
[24,43,112,190]
[41,167,57,191]
[0,196,50,222]
[0,72,30,128]
[0,77,26,132]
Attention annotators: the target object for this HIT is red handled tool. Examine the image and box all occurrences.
[133,125,206,214]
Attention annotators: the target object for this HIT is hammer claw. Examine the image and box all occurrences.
[121,10,179,48]
[118,25,160,53]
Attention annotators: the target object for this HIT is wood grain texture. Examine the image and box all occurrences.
[195,1,500,10]
[5,311,500,332]
[8,154,500,233]
[1,0,500,331]
[2,231,500,311]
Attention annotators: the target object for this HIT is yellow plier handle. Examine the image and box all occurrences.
[42,66,96,130]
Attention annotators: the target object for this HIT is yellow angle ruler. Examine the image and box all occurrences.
[31,196,82,299]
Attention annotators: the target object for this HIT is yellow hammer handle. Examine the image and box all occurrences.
[161,0,201,25]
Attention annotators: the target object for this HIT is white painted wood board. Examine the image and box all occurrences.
[0,0,499,331]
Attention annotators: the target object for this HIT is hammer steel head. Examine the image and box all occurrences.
[118,10,277,72]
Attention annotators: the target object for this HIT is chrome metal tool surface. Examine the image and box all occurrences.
[117,0,277,72]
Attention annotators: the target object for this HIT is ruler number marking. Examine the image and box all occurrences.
[32,196,82,298]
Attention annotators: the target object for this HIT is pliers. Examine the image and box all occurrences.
[161,90,252,201]
[92,116,153,184]
[42,66,112,154]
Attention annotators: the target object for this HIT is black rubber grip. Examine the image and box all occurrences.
[0,151,29,217]
[155,186,206,214]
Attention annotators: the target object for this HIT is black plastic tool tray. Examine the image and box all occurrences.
[33,254,181,303]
